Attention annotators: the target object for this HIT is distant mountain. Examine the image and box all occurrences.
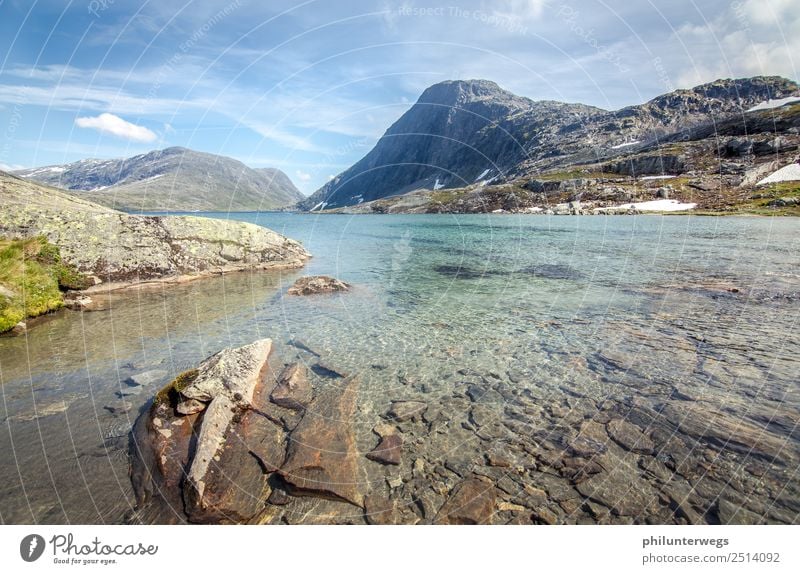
[299,76,799,210]
[15,147,304,212]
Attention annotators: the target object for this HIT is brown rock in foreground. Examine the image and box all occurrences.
[279,374,363,507]
[287,275,350,295]
[130,339,279,524]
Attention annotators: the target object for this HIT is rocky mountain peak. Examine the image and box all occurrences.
[417,79,506,105]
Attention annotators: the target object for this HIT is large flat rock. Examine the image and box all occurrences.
[280,375,363,507]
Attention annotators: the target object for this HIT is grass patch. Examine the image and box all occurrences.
[429,188,467,204]
[754,181,800,197]
[154,369,200,407]
[536,170,620,181]
[0,236,91,333]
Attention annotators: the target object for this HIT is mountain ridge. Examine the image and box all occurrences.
[299,75,799,211]
[14,147,304,212]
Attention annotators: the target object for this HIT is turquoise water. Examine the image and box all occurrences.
[1,213,798,523]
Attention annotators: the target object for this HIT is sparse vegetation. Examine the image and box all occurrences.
[154,368,200,407]
[536,170,619,181]
[0,236,91,333]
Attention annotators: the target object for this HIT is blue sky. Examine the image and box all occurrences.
[0,0,797,194]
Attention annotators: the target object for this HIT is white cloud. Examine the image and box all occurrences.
[75,113,157,142]
[295,170,312,182]
[672,0,800,88]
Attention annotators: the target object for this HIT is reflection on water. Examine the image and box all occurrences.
[1,213,798,524]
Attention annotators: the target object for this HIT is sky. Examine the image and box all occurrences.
[0,0,797,195]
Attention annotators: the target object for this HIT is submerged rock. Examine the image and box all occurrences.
[366,434,403,465]
[270,362,313,410]
[607,419,654,454]
[662,402,792,463]
[126,370,169,388]
[435,476,497,524]
[287,275,350,295]
[387,400,427,422]
[279,374,363,507]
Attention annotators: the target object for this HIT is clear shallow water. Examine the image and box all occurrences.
[1,213,799,524]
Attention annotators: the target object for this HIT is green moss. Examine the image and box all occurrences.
[0,237,83,332]
[0,236,92,332]
[154,368,200,407]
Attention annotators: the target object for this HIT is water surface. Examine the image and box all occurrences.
[1,214,798,524]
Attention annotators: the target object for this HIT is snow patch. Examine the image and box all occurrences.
[474,168,491,181]
[757,163,800,185]
[433,178,444,190]
[310,201,328,211]
[640,175,676,180]
[136,173,165,183]
[610,140,640,149]
[595,199,696,212]
[747,96,800,112]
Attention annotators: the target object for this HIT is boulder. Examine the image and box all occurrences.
[287,275,350,296]
[270,362,313,410]
[130,339,281,524]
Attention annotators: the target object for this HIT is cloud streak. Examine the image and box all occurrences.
[74,113,157,142]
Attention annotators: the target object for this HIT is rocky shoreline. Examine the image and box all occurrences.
[127,329,798,525]
[0,171,311,333]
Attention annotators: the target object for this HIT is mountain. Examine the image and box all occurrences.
[14,147,304,212]
[298,80,600,210]
[299,76,800,211]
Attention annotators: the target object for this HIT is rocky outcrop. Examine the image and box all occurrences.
[287,275,349,295]
[604,154,685,176]
[0,172,310,286]
[130,340,280,523]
